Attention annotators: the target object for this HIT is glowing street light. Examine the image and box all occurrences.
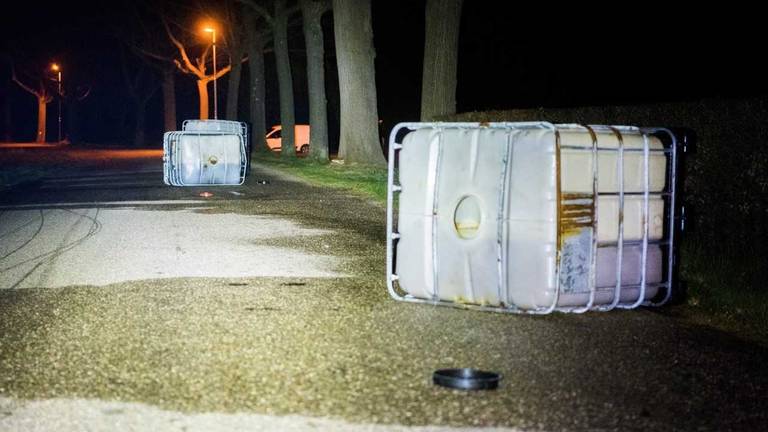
[204,26,218,120]
[51,63,62,142]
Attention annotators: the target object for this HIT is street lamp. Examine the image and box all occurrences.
[51,63,62,142]
[204,26,217,120]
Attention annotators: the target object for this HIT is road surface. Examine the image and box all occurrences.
[1,147,767,431]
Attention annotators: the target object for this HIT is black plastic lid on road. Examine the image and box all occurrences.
[433,368,501,390]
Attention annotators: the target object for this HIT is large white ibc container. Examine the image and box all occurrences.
[163,132,246,186]
[386,122,678,314]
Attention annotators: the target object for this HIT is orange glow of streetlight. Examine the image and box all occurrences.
[202,25,217,44]
[51,63,60,72]
[200,20,218,37]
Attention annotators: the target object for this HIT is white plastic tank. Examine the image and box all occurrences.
[164,132,246,186]
[178,134,243,185]
[387,122,677,313]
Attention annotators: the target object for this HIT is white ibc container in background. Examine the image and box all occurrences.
[386,122,679,314]
[182,119,248,146]
[177,134,243,185]
[163,130,247,186]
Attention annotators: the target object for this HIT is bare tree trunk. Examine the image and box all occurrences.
[37,98,47,143]
[12,74,52,144]
[197,80,210,120]
[226,38,245,120]
[301,0,330,162]
[245,15,268,154]
[332,0,384,165]
[162,69,177,131]
[275,0,296,157]
[134,102,146,147]
[65,100,79,143]
[2,85,11,142]
[420,0,463,121]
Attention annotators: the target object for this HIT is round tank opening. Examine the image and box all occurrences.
[454,195,482,239]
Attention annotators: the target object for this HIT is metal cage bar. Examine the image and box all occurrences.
[645,128,678,306]
[559,124,600,313]
[617,132,651,308]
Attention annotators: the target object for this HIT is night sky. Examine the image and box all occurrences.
[1,1,765,145]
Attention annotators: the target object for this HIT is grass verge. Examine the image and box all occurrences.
[680,239,768,344]
[255,156,389,204]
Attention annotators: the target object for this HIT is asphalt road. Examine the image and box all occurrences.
[1,147,767,431]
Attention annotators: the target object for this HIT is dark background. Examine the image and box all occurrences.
[1,1,765,145]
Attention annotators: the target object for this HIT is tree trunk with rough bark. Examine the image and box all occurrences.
[226,36,245,120]
[197,80,210,120]
[36,98,47,143]
[301,0,330,162]
[65,100,78,143]
[420,0,463,121]
[274,0,296,157]
[12,73,53,144]
[332,0,384,165]
[245,18,268,155]
[134,102,146,147]
[162,68,177,131]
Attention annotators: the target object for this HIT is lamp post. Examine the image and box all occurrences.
[51,63,62,142]
[204,27,217,120]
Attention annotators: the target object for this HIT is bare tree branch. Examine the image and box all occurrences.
[198,44,213,73]
[236,0,275,26]
[163,18,203,77]
[10,67,40,97]
[172,59,188,74]
[121,47,159,104]
[131,45,174,64]
[76,86,91,101]
[209,64,233,81]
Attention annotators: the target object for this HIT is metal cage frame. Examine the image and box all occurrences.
[182,119,249,150]
[385,122,680,314]
[163,130,247,186]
